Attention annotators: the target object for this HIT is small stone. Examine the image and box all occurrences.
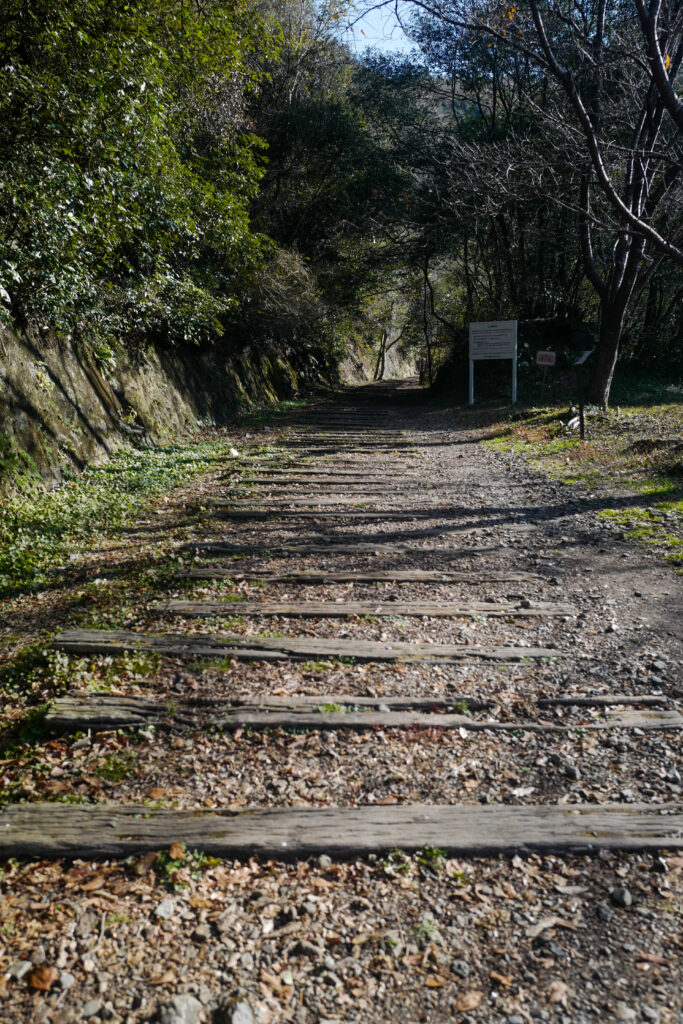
[157,994,202,1024]
[597,905,614,923]
[610,886,632,908]
[451,959,471,979]
[82,999,103,1019]
[59,971,76,991]
[198,985,213,1006]
[32,944,47,965]
[7,961,33,981]
[193,924,212,943]
[154,898,175,920]
[641,1007,660,1021]
[239,952,254,971]
[216,1002,255,1024]
[614,1002,637,1022]
[76,912,99,939]
[53,1011,76,1024]
[565,765,581,781]
[318,854,332,869]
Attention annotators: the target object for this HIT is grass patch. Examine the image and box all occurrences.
[0,435,240,598]
[482,396,682,564]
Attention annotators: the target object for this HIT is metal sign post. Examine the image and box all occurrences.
[573,349,595,441]
[469,321,518,405]
[536,351,556,402]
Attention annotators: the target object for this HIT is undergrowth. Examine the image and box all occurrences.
[483,395,683,565]
[0,435,238,598]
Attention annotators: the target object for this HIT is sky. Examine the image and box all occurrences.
[339,3,418,56]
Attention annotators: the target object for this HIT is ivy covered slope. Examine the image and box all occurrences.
[0,0,272,348]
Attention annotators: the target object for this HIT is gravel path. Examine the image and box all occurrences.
[1,381,681,1024]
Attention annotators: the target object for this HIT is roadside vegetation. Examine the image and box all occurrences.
[476,376,683,565]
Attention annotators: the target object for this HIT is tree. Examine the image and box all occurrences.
[365,0,683,403]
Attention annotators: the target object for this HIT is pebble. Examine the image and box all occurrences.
[193,924,212,943]
[318,854,332,869]
[451,958,471,978]
[59,971,76,991]
[82,999,103,1019]
[610,886,633,908]
[216,1002,255,1024]
[155,899,176,920]
[614,1002,637,1022]
[641,1007,660,1021]
[7,960,33,980]
[157,994,203,1024]
[32,943,47,965]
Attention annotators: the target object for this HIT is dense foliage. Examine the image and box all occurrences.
[0,0,680,404]
[0,0,272,347]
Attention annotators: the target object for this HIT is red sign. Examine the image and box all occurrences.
[536,351,556,366]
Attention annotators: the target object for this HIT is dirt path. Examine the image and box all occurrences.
[1,381,681,1024]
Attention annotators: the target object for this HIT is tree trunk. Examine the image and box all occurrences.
[588,237,645,406]
[373,330,387,381]
[589,306,622,406]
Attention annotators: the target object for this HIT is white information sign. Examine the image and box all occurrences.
[468,320,518,404]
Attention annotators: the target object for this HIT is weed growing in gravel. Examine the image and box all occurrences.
[95,748,139,784]
[409,914,439,945]
[448,700,473,717]
[380,849,412,878]
[416,846,446,876]
[156,843,221,890]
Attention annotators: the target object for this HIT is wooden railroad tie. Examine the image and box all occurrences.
[179,568,543,584]
[2,802,681,860]
[212,509,440,522]
[45,692,682,734]
[53,628,564,663]
[151,598,577,619]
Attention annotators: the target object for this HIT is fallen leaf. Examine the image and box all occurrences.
[491,971,513,987]
[547,980,569,1004]
[81,875,107,892]
[425,974,448,988]
[150,970,176,986]
[636,952,669,966]
[526,915,578,938]
[526,916,558,938]
[147,787,168,799]
[453,990,483,1012]
[168,842,185,861]
[27,966,59,991]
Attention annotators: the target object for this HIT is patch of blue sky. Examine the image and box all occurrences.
[339,2,418,56]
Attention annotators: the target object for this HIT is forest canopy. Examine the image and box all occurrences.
[0,0,681,404]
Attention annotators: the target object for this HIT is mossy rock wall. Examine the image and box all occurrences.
[0,327,304,492]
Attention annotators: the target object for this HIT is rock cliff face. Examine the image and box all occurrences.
[0,327,318,491]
